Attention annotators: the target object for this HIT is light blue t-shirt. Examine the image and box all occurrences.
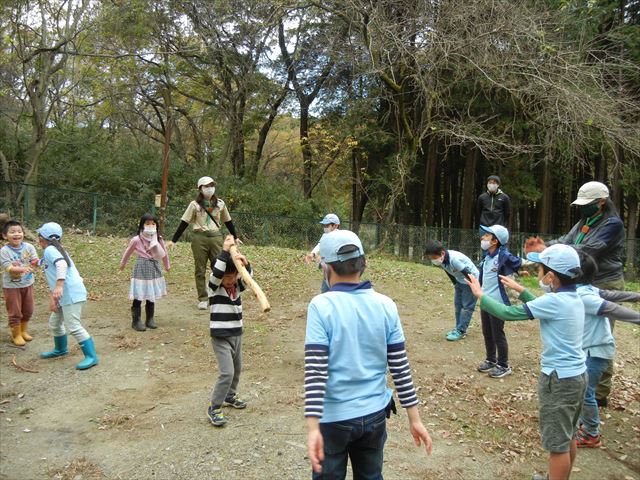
[442,250,479,284]
[577,284,615,360]
[41,245,87,306]
[305,284,405,423]
[524,287,586,378]
[0,243,37,288]
[481,250,501,301]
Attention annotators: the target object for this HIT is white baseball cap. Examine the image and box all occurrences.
[197,176,215,188]
[319,229,364,263]
[480,224,509,245]
[527,244,581,278]
[571,181,609,206]
[319,213,340,225]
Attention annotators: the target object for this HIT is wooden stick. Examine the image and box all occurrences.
[229,245,271,312]
[11,355,39,373]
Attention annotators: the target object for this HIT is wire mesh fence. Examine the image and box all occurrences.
[2,181,638,279]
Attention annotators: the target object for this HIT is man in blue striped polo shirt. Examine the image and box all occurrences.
[304,230,432,478]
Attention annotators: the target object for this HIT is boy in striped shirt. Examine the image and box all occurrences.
[304,230,432,478]
[206,235,251,426]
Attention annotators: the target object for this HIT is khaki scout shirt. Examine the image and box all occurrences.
[180,200,232,232]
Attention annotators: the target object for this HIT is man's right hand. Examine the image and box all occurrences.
[166,241,176,249]
[304,253,315,264]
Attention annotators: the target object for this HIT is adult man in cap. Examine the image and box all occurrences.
[477,175,511,229]
[546,181,626,408]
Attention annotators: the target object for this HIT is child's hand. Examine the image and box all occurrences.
[52,285,63,302]
[166,266,171,272]
[223,235,236,251]
[119,265,125,271]
[410,420,433,455]
[465,274,484,299]
[49,296,59,312]
[234,253,248,267]
[499,275,525,293]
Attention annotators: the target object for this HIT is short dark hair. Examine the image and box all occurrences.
[541,264,579,286]
[576,251,598,285]
[424,240,445,257]
[327,245,366,276]
[225,261,238,274]
[2,220,23,236]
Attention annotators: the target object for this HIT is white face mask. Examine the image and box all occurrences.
[480,239,492,251]
[431,257,443,266]
[323,227,332,234]
[143,227,156,237]
[487,183,498,193]
[539,274,553,293]
[202,186,216,198]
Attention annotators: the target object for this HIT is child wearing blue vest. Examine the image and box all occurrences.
[467,244,586,480]
[37,223,99,370]
[424,240,479,341]
[477,224,521,378]
[574,252,639,448]
[304,230,432,479]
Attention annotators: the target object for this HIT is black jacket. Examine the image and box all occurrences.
[477,190,511,227]
[547,211,625,285]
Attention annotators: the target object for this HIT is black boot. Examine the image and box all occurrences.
[145,301,157,329]
[131,302,145,331]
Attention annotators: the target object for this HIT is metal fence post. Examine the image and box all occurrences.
[92,194,98,235]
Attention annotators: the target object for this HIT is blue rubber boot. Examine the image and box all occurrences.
[40,335,68,359]
[76,337,99,370]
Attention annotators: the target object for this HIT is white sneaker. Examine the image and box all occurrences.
[197,301,208,310]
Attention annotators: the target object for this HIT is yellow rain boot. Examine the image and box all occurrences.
[20,322,33,342]
[10,326,26,347]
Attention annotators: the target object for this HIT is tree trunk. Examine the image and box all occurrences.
[461,145,478,229]
[423,136,437,226]
[300,103,313,198]
[538,162,553,233]
[625,193,638,281]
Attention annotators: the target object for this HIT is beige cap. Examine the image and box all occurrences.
[197,176,215,188]
[571,181,609,206]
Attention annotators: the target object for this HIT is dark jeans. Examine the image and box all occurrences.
[313,408,387,480]
[481,309,509,367]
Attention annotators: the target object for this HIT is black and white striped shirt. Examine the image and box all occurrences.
[207,250,251,337]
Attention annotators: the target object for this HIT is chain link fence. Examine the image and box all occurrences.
[2,181,638,279]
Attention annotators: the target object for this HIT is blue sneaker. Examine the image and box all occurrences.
[446,330,466,341]
[207,406,227,426]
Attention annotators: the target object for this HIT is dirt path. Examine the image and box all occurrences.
[0,236,638,479]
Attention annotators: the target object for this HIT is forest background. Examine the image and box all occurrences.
[1,0,639,261]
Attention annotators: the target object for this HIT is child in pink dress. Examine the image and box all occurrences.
[120,213,170,331]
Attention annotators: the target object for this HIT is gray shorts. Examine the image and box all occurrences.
[538,371,587,452]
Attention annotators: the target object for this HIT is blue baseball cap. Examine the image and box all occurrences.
[480,224,509,245]
[37,222,63,240]
[319,213,340,225]
[527,244,581,278]
[319,229,364,263]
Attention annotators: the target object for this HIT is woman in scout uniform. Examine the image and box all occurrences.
[167,177,238,310]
